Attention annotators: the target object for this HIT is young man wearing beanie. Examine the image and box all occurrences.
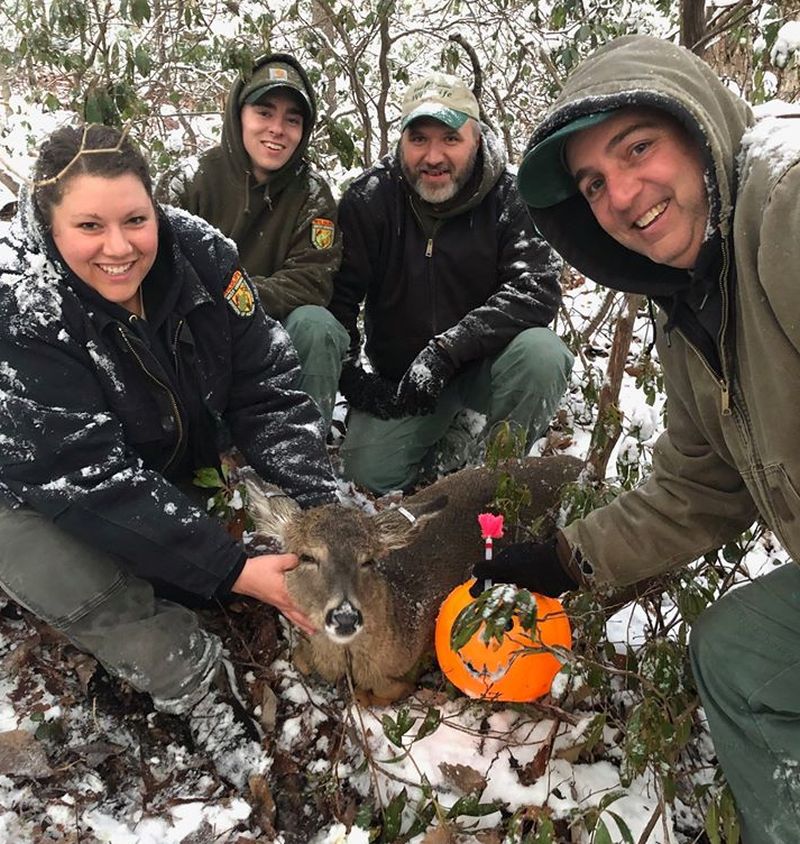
[327,72,574,494]
[478,34,800,841]
[178,54,349,426]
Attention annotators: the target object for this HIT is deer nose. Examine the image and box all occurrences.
[325,601,363,639]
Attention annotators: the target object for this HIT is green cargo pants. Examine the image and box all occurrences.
[283,304,350,427]
[0,505,221,714]
[340,326,574,494]
[689,563,800,843]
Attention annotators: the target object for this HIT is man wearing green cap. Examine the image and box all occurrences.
[178,53,348,426]
[477,34,800,841]
[327,71,574,495]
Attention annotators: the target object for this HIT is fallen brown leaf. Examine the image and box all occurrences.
[249,772,277,834]
[421,825,455,844]
[0,729,53,778]
[438,761,487,795]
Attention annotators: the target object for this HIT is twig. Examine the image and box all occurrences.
[636,798,663,844]
[448,32,497,134]
[343,652,385,811]
[31,124,133,190]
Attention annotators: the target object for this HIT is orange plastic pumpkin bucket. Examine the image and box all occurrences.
[435,578,572,702]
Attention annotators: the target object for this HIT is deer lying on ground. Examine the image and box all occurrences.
[246,455,584,704]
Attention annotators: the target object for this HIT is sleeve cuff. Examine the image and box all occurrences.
[214,550,248,600]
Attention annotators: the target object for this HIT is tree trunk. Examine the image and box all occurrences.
[586,293,644,480]
[680,0,707,54]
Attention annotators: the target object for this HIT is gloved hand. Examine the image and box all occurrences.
[339,359,407,420]
[472,536,579,597]
[396,340,457,416]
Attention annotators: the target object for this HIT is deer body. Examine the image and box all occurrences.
[247,455,583,703]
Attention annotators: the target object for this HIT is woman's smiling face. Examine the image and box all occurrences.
[50,172,158,314]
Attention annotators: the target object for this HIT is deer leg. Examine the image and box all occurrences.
[291,639,315,676]
[354,677,416,707]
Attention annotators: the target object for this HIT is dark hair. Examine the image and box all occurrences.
[33,124,153,225]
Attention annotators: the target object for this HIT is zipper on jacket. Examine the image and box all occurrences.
[172,319,184,376]
[716,240,733,416]
[117,324,185,473]
[409,195,437,259]
[720,382,730,415]
[675,238,733,417]
[677,337,732,417]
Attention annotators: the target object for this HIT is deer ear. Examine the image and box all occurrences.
[244,480,301,545]
[373,494,448,551]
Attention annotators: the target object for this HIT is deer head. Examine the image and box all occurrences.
[246,481,447,643]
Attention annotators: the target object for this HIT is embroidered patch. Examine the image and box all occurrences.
[223,270,255,317]
[268,67,289,82]
[311,217,335,250]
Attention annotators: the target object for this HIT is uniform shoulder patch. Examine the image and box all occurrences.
[223,269,256,318]
[311,217,335,250]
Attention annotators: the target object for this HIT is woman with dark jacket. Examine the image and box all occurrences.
[0,123,337,785]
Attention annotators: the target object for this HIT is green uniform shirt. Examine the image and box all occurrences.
[177,53,342,320]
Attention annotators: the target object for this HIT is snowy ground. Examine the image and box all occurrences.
[0,269,783,843]
[0,99,793,843]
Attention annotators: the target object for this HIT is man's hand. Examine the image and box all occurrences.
[472,536,578,598]
[231,554,317,635]
[396,341,457,416]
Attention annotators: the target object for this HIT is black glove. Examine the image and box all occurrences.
[339,359,407,420]
[472,537,578,598]
[396,341,457,416]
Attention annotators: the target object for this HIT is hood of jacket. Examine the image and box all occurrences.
[525,35,754,298]
[395,123,508,219]
[220,52,318,199]
[0,184,70,332]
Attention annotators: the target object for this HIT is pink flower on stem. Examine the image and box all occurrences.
[478,512,504,540]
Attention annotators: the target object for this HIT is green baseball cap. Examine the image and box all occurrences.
[400,72,480,132]
[239,61,311,117]
[517,111,616,208]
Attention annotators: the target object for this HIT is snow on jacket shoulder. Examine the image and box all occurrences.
[329,129,563,381]
[0,193,337,598]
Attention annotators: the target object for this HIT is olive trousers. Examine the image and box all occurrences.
[283,304,350,427]
[341,327,574,494]
[0,505,220,714]
[689,563,800,843]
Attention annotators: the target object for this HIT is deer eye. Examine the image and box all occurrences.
[299,553,317,566]
[361,558,376,569]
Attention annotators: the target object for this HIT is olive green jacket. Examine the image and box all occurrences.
[178,53,342,320]
[528,35,800,587]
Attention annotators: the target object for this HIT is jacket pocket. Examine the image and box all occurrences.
[741,463,800,555]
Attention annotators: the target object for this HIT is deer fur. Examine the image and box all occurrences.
[246,455,584,704]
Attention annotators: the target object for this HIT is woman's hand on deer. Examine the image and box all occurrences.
[232,554,318,635]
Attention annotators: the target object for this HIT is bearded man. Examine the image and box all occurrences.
[327,72,573,494]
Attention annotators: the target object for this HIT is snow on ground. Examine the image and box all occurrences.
[0,268,726,842]
[0,95,794,843]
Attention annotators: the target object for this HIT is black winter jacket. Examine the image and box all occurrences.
[329,129,563,381]
[0,193,337,599]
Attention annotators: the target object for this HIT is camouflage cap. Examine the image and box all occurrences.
[400,72,480,131]
[238,60,311,116]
